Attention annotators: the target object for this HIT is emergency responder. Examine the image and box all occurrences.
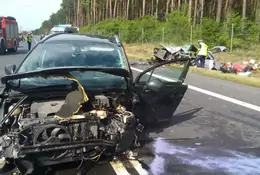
[26,33,32,51]
[194,40,208,68]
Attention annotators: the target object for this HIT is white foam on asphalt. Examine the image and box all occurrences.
[131,66,260,113]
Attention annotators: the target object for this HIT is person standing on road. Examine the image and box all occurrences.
[194,40,208,68]
[26,33,32,51]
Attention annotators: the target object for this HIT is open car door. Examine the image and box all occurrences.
[133,58,190,123]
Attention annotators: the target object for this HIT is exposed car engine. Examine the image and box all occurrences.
[0,85,139,174]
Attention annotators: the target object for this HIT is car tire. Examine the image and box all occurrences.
[8,42,17,53]
[0,40,6,55]
[12,42,18,52]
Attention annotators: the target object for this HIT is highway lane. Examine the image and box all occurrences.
[0,39,260,174]
[131,63,260,175]
[0,44,28,85]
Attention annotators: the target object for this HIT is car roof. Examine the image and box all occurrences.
[43,33,121,46]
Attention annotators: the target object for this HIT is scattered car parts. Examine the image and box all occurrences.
[148,44,227,70]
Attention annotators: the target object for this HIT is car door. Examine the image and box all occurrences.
[133,58,190,124]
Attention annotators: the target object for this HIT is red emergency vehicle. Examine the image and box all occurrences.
[0,16,19,55]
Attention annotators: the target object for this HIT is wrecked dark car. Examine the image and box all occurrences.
[148,44,226,70]
[0,33,191,174]
[148,45,194,64]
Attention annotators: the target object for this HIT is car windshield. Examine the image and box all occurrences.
[11,41,128,91]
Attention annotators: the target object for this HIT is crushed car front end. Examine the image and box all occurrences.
[0,67,140,174]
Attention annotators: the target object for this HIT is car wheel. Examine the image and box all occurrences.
[9,42,17,52]
[0,40,6,55]
[12,42,18,52]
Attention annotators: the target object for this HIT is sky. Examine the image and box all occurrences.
[0,0,62,30]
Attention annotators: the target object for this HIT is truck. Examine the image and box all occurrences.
[0,16,19,55]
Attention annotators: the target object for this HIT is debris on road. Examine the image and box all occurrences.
[130,60,149,66]
[147,44,227,71]
[220,58,259,76]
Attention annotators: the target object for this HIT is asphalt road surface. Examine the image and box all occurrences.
[1,38,260,175]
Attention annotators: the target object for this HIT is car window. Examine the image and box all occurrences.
[18,42,126,73]
[138,64,185,83]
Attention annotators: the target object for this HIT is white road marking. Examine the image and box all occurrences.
[33,38,38,44]
[110,161,131,175]
[129,160,149,175]
[131,66,260,113]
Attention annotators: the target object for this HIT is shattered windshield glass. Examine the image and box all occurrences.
[11,42,128,90]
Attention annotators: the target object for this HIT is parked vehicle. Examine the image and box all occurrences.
[0,16,19,54]
[49,24,76,34]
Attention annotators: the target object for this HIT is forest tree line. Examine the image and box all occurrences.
[33,0,260,48]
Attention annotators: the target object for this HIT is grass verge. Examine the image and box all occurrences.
[124,43,260,88]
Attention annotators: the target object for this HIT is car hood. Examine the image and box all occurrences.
[1,66,130,84]
[181,44,198,53]
[159,45,183,54]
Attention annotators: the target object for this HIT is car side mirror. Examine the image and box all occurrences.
[5,64,16,75]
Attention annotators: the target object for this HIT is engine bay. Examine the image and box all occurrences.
[0,86,140,173]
